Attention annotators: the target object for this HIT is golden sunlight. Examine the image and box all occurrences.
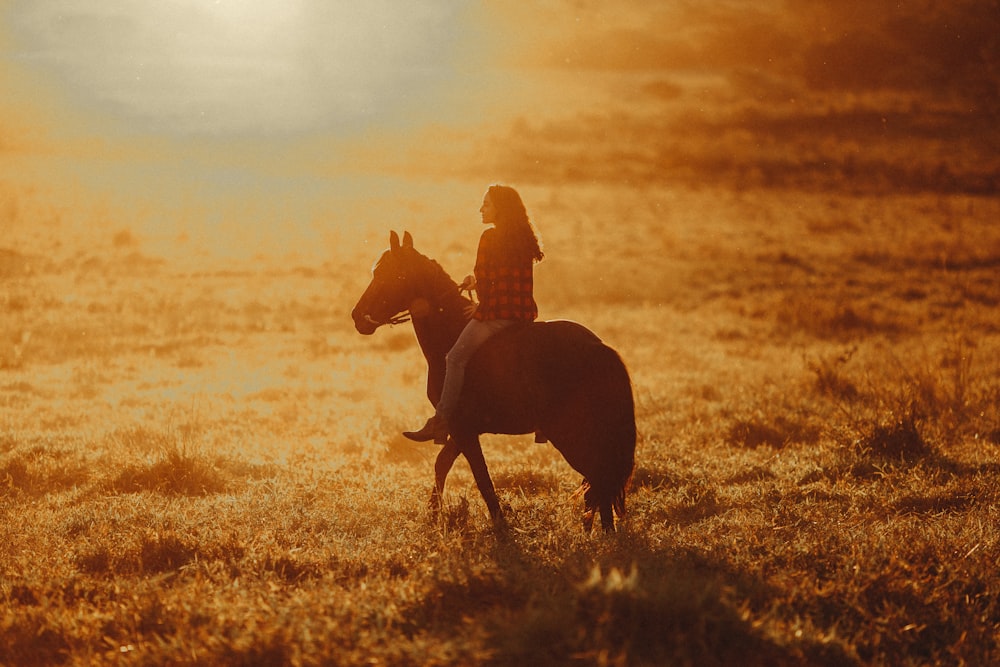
[2,0,1000,663]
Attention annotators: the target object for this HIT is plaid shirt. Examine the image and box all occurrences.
[473,228,538,322]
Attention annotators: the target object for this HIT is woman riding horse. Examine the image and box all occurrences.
[403,185,544,444]
[351,227,635,532]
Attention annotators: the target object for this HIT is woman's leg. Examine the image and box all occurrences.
[436,319,513,419]
[404,319,513,443]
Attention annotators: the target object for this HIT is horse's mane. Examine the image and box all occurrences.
[423,255,455,289]
[410,250,465,305]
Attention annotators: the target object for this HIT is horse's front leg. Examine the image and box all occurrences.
[430,439,461,517]
[457,435,504,525]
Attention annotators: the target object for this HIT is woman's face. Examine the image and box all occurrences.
[480,192,498,226]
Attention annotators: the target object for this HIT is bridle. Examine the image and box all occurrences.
[362,283,475,329]
[364,311,411,328]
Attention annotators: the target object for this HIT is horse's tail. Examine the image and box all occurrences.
[612,366,636,522]
[592,343,636,522]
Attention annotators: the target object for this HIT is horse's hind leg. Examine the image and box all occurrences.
[599,501,616,533]
[583,484,616,534]
[430,440,461,517]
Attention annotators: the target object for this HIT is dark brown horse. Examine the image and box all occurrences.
[351,231,635,532]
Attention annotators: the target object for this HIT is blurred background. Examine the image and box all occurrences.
[1,0,998,266]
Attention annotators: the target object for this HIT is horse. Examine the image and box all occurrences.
[351,231,636,532]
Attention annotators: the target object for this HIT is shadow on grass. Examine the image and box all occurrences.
[402,531,858,667]
[490,468,564,495]
[629,465,678,491]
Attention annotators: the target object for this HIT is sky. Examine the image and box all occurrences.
[1,0,997,261]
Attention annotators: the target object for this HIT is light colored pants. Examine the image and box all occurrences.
[436,318,515,419]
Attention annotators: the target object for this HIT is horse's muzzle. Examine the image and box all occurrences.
[351,310,379,335]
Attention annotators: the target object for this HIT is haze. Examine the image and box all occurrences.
[1,0,996,262]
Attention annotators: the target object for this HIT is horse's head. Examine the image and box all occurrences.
[352,230,443,335]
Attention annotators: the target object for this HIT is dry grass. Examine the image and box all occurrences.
[2,178,1000,666]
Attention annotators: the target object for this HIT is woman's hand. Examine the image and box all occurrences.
[459,275,477,318]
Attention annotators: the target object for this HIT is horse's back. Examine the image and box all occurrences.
[466,319,608,390]
[460,319,633,435]
[525,319,604,345]
[492,319,605,361]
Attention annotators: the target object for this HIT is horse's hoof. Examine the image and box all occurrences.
[492,512,510,534]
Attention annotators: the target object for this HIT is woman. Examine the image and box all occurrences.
[404,184,544,444]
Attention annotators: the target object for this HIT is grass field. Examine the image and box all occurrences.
[2,171,999,664]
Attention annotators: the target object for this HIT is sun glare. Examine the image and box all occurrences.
[202,0,299,25]
[6,0,467,136]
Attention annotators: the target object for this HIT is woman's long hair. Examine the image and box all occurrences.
[488,185,544,263]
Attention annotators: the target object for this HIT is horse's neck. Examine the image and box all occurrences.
[412,291,468,366]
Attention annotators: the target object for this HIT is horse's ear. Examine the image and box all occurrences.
[389,231,400,252]
[402,231,413,249]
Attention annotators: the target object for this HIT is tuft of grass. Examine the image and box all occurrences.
[107,424,176,455]
[0,440,90,498]
[857,414,932,464]
[139,530,198,573]
[836,412,934,479]
[808,346,860,400]
[111,442,228,496]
